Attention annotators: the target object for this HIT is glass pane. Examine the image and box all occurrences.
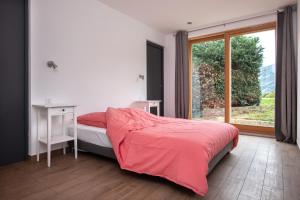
[192,39,225,122]
[230,30,275,127]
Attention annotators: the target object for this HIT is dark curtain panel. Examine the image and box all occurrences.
[175,31,189,119]
[275,6,297,143]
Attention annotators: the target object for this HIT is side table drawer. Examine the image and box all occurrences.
[49,107,74,115]
[149,102,159,107]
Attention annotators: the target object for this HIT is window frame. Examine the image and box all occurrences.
[188,22,276,136]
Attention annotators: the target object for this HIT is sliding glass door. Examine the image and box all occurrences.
[230,30,275,127]
[191,38,225,122]
[189,23,276,134]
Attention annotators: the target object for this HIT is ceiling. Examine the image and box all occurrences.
[98,0,296,33]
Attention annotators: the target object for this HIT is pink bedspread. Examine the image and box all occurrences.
[106,108,239,196]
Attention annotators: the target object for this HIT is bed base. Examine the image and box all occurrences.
[77,140,116,159]
[208,141,233,174]
[76,140,233,174]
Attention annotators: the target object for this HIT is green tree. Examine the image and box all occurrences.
[192,36,263,112]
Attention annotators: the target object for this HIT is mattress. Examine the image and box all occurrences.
[68,124,112,148]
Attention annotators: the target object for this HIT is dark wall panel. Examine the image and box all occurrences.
[147,41,164,116]
[0,0,27,165]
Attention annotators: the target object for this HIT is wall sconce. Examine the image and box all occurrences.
[47,61,58,70]
[138,74,144,80]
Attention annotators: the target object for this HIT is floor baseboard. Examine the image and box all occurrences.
[239,132,275,138]
[28,147,72,160]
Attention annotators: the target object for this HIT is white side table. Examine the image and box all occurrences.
[33,104,78,167]
[134,100,161,116]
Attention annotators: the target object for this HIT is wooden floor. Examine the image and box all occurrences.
[1,135,300,200]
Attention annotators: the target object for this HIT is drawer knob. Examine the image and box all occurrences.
[62,109,65,112]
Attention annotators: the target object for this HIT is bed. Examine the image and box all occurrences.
[69,124,234,175]
[69,108,239,196]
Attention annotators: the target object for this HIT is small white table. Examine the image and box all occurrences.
[134,100,161,116]
[33,104,78,167]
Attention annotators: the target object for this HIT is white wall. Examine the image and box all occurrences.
[29,0,165,155]
[164,15,276,118]
[164,34,176,117]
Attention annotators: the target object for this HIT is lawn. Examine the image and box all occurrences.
[231,97,275,126]
[193,97,275,127]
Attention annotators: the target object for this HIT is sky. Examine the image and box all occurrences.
[245,30,275,67]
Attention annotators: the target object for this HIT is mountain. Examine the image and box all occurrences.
[259,64,275,94]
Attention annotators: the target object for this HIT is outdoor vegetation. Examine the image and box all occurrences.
[192,36,275,127]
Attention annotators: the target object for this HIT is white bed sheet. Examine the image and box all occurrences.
[68,124,112,148]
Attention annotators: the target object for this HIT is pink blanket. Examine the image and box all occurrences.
[106,108,239,196]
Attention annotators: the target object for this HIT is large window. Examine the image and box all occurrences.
[230,30,275,127]
[191,38,225,122]
[189,23,276,135]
